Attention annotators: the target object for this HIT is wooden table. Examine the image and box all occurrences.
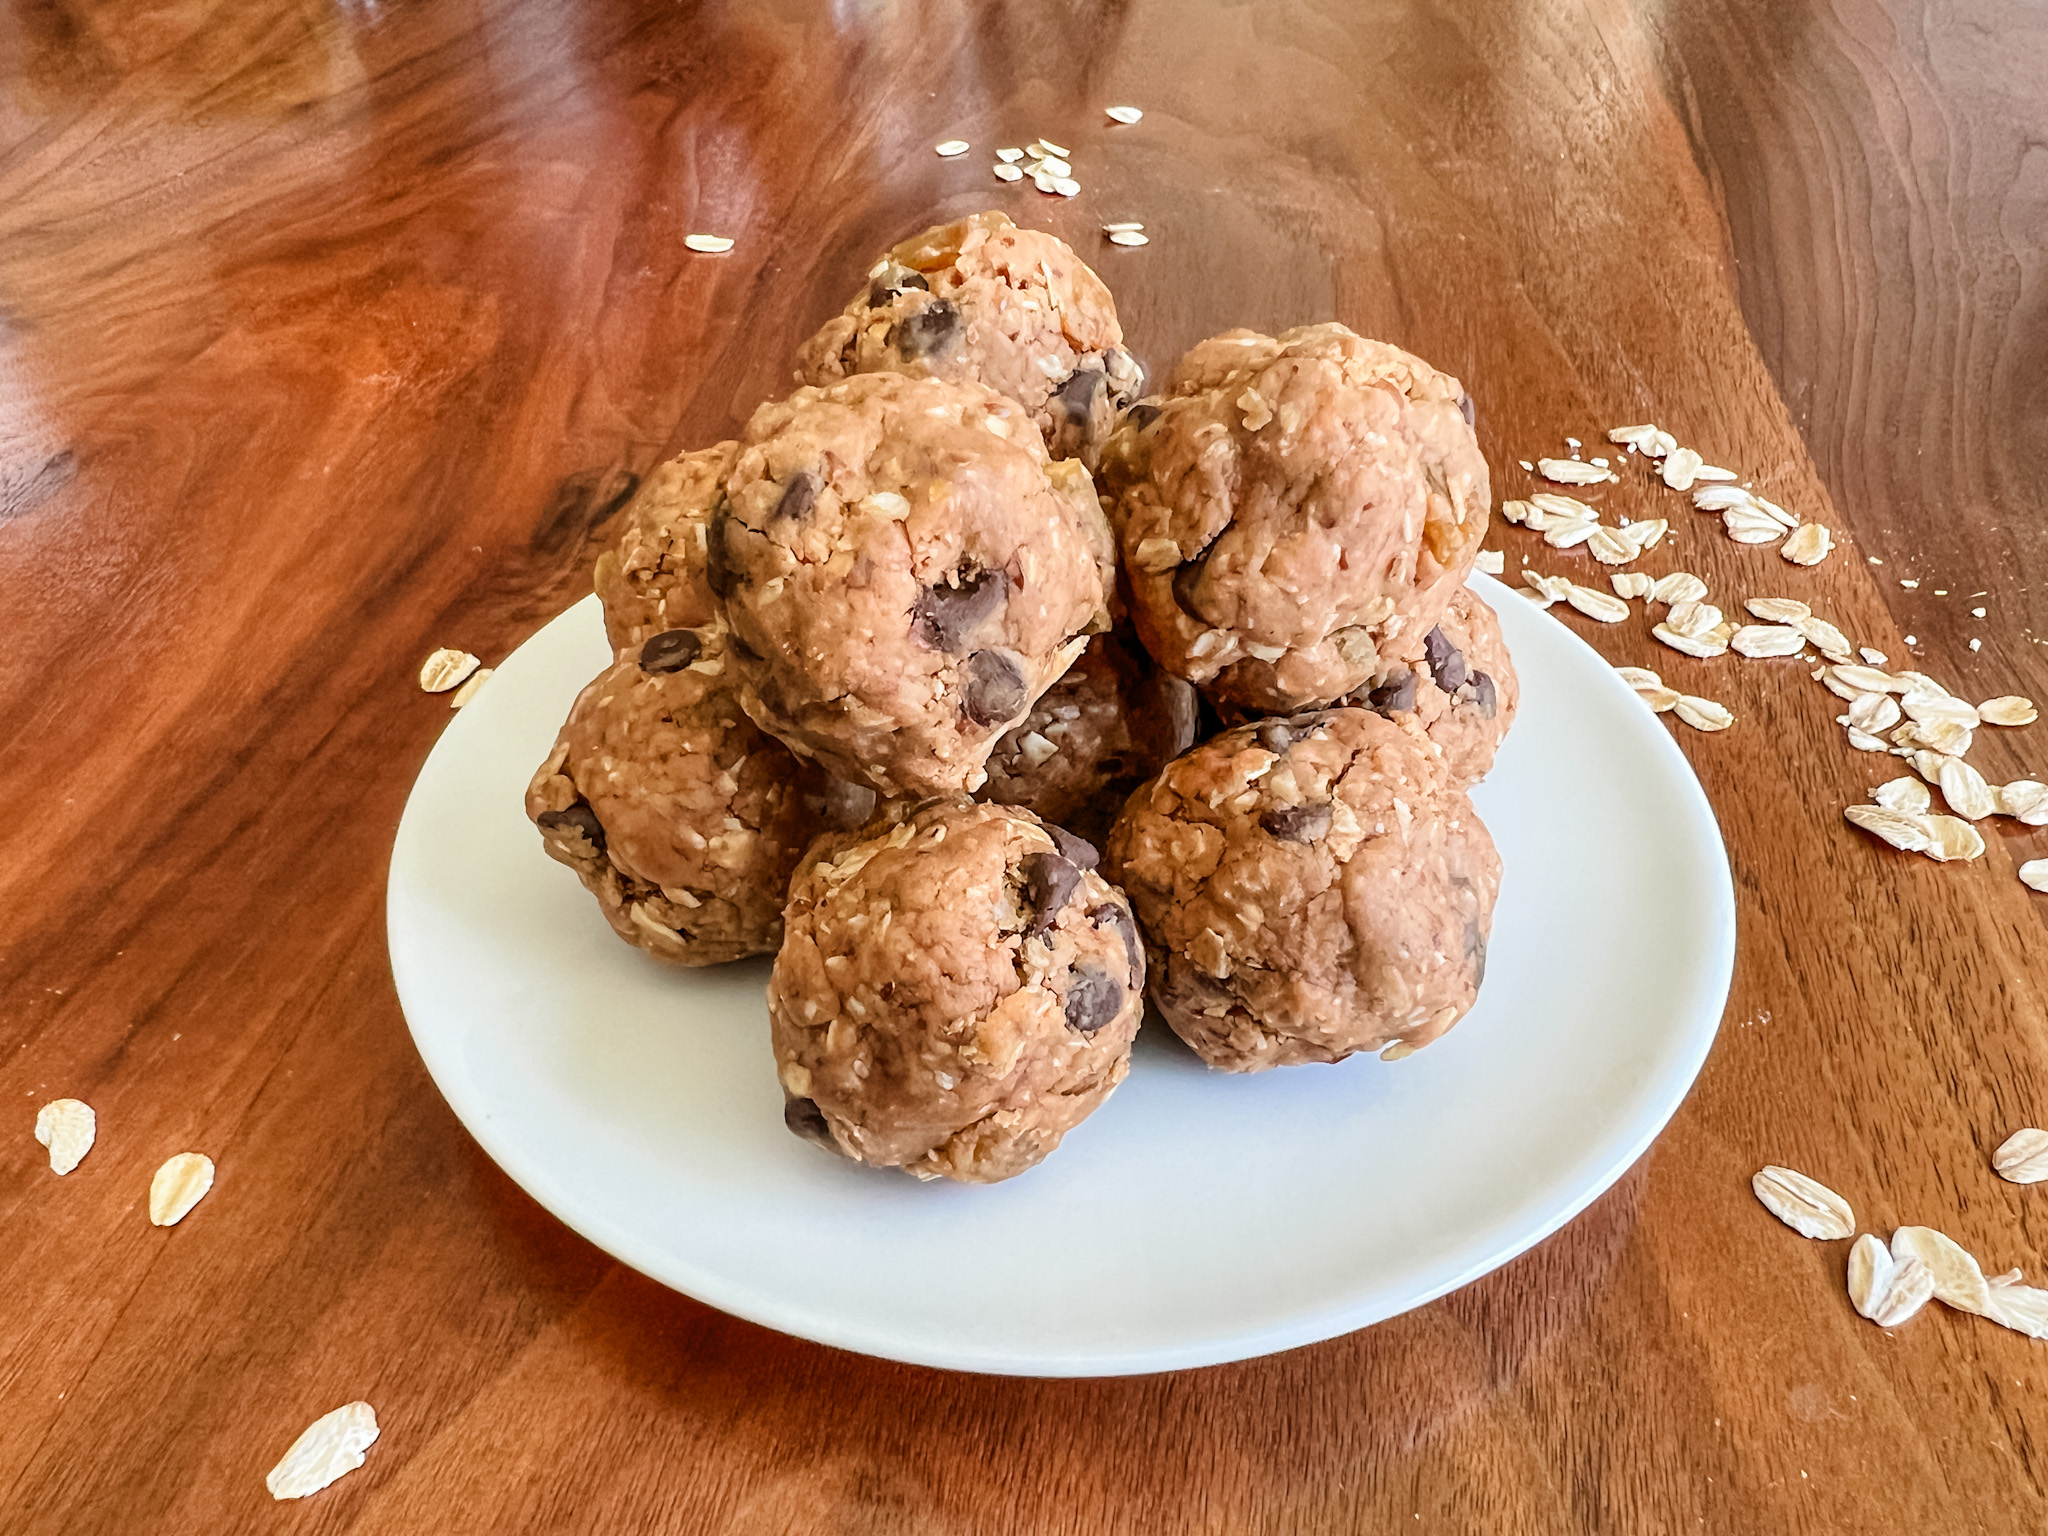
[5,1,2045,1529]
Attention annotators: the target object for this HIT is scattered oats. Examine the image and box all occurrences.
[1692,484,1756,512]
[1900,578,1920,589]
[1902,691,1980,729]
[1036,137,1070,156]
[1105,105,1144,123]
[1500,499,1533,526]
[1860,648,1888,665]
[1034,155,1074,176]
[1907,749,1950,784]
[1519,459,1534,471]
[993,163,1024,182]
[1979,696,2038,727]
[1692,464,1738,482]
[1844,804,1933,853]
[1608,424,1660,449]
[2022,860,2048,892]
[1723,506,1786,543]
[1905,635,1918,645]
[1994,1129,2048,1183]
[1651,571,1708,607]
[1848,727,1889,751]
[34,1099,95,1175]
[1970,637,1983,653]
[1591,456,1610,468]
[1752,496,1801,529]
[1753,1166,1854,1239]
[1653,623,1731,659]
[1986,1281,2048,1338]
[1892,1226,1993,1316]
[1611,572,1653,600]
[1538,457,1615,486]
[1973,607,1988,619]
[1666,600,1724,640]
[1565,436,1581,450]
[1660,446,1705,490]
[1782,523,1833,565]
[1732,624,1806,659]
[1586,525,1638,565]
[1544,518,1601,550]
[1849,1236,1935,1327]
[683,234,734,254]
[1530,492,1596,522]
[1892,718,1973,757]
[1797,616,1852,661]
[1675,695,1735,732]
[1102,221,1145,233]
[1107,229,1149,246]
[1746,597,1810,623]
[935,140,971,157]
[149,1152,215,1226]
[1624,518,1669,550]
[1832,664,1906,695]
[1615,665,1662,688]
[996,147,1024,162]
[1049,177,1081,198]
[449,667,492,709]
[1997,781,2048,824]
[1519,570,1569,607]
[265,1401,380,1501]
[1566,584,1630,623]
[1474,549,1505,575]
[1921,815,1986,861]
[1873,777,1931,814]
[1845,692,1902,734]
[418,649,480,693]
[1936,758,1997,821]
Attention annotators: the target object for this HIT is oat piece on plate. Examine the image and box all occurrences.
[1108,707,1499,1070]
[795,211,1143,467]
[769,800,1144,1183]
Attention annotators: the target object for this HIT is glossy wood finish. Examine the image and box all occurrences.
[4,1,2045,1529]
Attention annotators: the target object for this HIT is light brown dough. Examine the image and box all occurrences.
[794,211,1143,467]
[592,441,738,651]
[1099,323,1490,714]
[1343,584,1518,784]
[1106,707,1499,1071]
[769,799,1145,1183]
[714,372,1115,798]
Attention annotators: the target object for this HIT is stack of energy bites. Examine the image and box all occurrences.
[527,210,1515,1185]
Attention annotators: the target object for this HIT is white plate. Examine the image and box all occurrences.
[388,574,1734,1376]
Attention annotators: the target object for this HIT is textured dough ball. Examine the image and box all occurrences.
[769,800,1145,1184]
[978,628,1200,846]
[526,626,873,964]
[1099,323,1490,714]
[1106,708,1498,1071]
[795,211,1143,467]
[592,441,738,651]
[714,372,1115,798]
[1343,585,1519,784]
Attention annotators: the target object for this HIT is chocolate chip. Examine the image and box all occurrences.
[1046,825,1100,870]
[1260,803,1332,843]
[638,629,702,673]
[726,630,761,662]
[912,568,1008,652]
[962,648,1028,726]
[866,262,929,306]
[1089,901,1146,984]
[1470,672,1498,717]
[1171,531,1223,623]
[1124,402,1163,431]
[774,471,820,524]
[1465,918,1488,985]
[1424,628,1468,693]
[783,1096,839,1151]
[1062,965,1124,1034]
[891,298,961,359]
[1255,721,1295,755]
[1021,852,1082,937]
[704,497,738,598]
[1457,392,1475,427]
[1368,668,1417,714]
[537,801,606,852]
[1055,367,1108,422]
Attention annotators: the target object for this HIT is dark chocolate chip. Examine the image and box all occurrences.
[783,1096,840,1151]
[866,263,929,306]
[1055,367,1108,422]
[1260,803,1333,843]
[774,471,821,524]
[891,298,961,359]
[1046,825,1100,870]
[1171,531,1223,623]
[1062,965,1124,1034]
[963,648,1028,726]
[705,497,738,599]
[638,628,702,673]
[726,630,761,662]
[912,568,1009,652]
[1457,393,1475,427]
[537,802,606,852]
[1465,918,1488,986]
[1255,721,1296,755]
[1125,402,1163,431]
[1021,852,1082,937]
[1423,627,1468,693]
[1470,672,1498,718]
[1089,901,1146,985]
[1368,668,1418,714]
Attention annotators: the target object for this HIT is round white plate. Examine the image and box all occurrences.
[388,573,1734,1376]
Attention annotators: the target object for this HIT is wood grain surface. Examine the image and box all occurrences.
[4,0,2046,1530]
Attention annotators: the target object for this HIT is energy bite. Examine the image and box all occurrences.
[1099,323,1490,715]
[979,628,1200,847]
[770,799,1145,1183]
[715,372,1115,797]
[794,211,1143,467]
[526,626,872,965]
[1107,708,1499,1071]
[592,441,739,651]
[1343,585,1519,784]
